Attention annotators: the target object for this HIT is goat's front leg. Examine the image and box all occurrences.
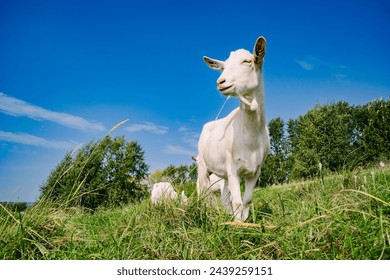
[242,176,258,221]
[196,157,210,198]
[227,174,243,221]
[220,180,232,213]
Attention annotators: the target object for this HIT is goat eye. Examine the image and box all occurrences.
[242,60,252,65]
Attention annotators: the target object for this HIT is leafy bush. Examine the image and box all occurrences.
[40,135,149,209]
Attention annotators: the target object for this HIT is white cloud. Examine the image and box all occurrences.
[164,145,196,156]
[126,122,169,134]
[178,126,188,132]
[332,73,348,80]
[294,59,314,71]
[0,130,77,150]
[294,56,348,75]
[0,93,106,132]
[178,126,199,148]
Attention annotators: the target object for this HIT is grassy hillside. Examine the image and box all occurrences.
[1,166,389,260]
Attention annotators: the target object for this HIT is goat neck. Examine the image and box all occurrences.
[238,74,266,128]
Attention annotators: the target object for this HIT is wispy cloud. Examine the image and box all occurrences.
[0,130,77,150]
[294,59,314,71]
[164,145,196,157]
[178,126,199,148]
[126,122,169,134]
[332,73,348,80]
[294,56,347,74]
[0,93,106,132]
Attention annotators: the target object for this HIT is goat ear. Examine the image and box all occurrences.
[203,56,224,70]
[253,36,266,66]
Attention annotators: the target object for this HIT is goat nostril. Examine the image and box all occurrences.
[218,78,226,85]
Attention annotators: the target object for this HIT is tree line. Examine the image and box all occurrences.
[260,97,390,186]
[40,97,389,208]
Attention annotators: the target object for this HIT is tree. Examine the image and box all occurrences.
[148,169,167,185]
[288,102,358,179]
[40,136,149,209]
[259,117,290,186]
[355,98,390,163]
[149,163,198,196]
[158,163,197,186]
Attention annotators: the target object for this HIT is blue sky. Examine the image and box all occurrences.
[1,0,389,202]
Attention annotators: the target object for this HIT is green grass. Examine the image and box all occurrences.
[1,166,389,260]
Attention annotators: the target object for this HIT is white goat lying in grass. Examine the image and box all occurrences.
[197,36,270,221]
[151,182,187,205]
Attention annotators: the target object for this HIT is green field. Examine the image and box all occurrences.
[1,166,389,260]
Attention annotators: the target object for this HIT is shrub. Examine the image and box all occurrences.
[40,135,149,209]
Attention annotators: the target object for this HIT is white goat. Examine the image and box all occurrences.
[151,182,187,205]
[208,173,225,193]
[194,156,226,194]
[204,173,232,209]
[197,36,270,221]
